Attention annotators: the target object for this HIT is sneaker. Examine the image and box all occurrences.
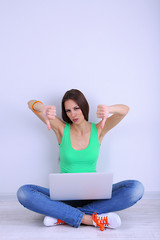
[92,212,121,231]
[43,216,66,227]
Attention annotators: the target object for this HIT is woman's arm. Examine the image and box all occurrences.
[28,100,65,142]
[96,104,130,142]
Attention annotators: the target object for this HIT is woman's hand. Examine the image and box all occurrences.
[42,106,56,130]
[97,105,110,128]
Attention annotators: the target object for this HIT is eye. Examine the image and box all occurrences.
[74,107,80,110]
[65,110,70,113]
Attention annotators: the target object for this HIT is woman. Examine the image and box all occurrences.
[17,89,144,231]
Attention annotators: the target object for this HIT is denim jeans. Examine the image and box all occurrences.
[17,180,144,228]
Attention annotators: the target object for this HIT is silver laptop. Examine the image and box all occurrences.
[49,172,113,200]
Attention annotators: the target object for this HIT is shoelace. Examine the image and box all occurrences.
[92,212,109,231]
[56,219,65,225]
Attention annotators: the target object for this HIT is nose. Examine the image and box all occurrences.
[71,110,76,118]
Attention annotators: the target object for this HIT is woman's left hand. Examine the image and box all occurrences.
[97,105,110,128]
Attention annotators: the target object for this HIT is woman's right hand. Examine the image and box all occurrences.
[41,105,56,130]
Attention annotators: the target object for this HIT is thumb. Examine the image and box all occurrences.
[101,117,107,129]
[45,119,51,130]
[42,107,51,130]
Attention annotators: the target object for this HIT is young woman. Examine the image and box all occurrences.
[17,89,144,231]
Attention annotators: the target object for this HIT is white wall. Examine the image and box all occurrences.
[0,0,159,193]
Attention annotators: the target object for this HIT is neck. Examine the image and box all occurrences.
[71,120,90,134]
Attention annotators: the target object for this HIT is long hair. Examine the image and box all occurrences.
[61,89,89,123]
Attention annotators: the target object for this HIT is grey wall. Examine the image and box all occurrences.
[0,0,159,193]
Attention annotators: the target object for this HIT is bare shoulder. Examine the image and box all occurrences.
[96,122,103,144]
[50,117,65,135]
[50,117,66,144]
[96,122,102,136]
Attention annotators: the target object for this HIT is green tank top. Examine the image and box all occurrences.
[59,123,100,173]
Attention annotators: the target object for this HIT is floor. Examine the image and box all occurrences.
[0,195,160,240]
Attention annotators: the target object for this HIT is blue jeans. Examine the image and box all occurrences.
[17,180,144,228]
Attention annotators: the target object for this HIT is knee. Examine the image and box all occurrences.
[129,180,144,203]
[17,185,32,207]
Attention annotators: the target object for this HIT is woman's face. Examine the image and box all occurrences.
[64,99,84,124]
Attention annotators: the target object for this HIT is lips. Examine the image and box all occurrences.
[73,118,78,122]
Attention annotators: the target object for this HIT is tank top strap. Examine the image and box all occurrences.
[59,123,70,147]
[90,123,100,146]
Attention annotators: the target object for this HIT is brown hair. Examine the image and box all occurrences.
[62,89,89,123]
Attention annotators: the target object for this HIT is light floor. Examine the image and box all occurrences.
[0,195,160,240]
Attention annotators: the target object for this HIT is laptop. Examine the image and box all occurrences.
[49,172,113,201]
